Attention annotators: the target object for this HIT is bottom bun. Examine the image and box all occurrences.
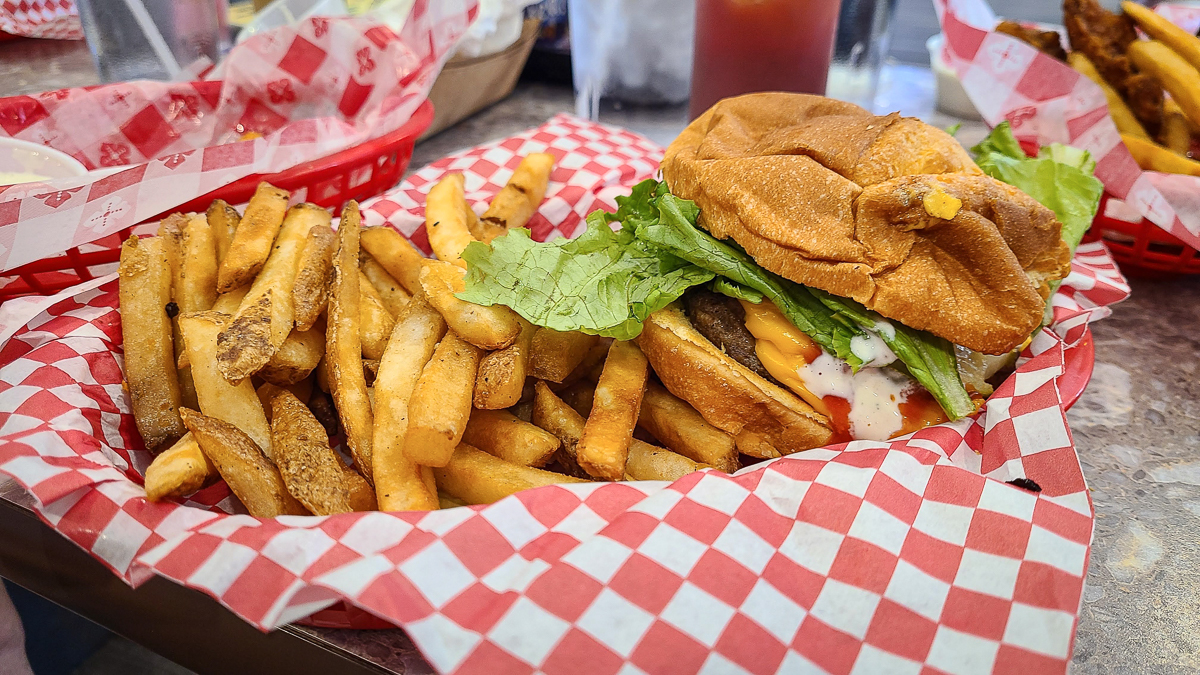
[637,305,833,457]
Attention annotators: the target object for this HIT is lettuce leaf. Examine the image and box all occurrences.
[972,122,1104,255]
[458,222,713,340]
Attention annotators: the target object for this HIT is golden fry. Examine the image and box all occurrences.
[159,215,199,411]
[119,236,185,451]
[143,432,215,502]
[372,295,446,512]
[270,389,359,515]
[433,443,588,505]
[293,223,336,332]
[180,408,308,518]
[359,269,396,359]
[533,382,702,481]
[463,195,499,242]
[1129,40,1200,130]
[328,201,375,481]
[1123,2,1200,75]
[557,380,596,418]
[216,204,325,383]
[361,254,411,316]
[734,429,782,460]
[1123,133,1200,176]
[1162,98,1193,155]
[217,182,289,293]
[425,173,476,267]
[576,340,648,480]
[1068,52,1150,140]
[259,316,325,386]
[639,382,738,472]
[405,331,482,468]
[211,286,249,315]
[177,214,219,313]
[360,226,425,295]
[473,317,534,409]
[529,328,600,383]
[478,153,555,242]
[207,200,240,266]
[419,259,521,350]
[179,311,274,458]
[462,408,560,467]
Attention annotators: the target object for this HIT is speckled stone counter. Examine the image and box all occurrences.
[0,37,1196,675]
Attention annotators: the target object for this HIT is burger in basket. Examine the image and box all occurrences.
[127,92,1102,515]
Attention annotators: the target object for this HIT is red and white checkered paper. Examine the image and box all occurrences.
[935,0,1200,250]
[0,0,477,275]
[0,0,80,40]
[0,116,1131,675]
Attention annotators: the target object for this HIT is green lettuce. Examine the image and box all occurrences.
[972,122,1104,255]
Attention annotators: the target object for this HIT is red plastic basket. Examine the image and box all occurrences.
[1085,193,1200,277]
[0,99,435,300]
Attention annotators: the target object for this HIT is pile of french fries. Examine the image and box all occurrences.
[125,154,738,518]
[1073,2,1200,175]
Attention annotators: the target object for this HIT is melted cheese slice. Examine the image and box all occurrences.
[738,300,829,416]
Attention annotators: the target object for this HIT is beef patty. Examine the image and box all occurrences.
[683,288,774,381]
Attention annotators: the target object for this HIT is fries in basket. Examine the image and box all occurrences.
[129,153,774,514]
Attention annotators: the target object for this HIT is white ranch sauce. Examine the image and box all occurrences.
[797,351,913,441]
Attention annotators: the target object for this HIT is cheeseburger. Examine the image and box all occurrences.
[461,93,1100,458]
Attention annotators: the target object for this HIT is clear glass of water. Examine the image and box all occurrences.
[76,0,232,83]
[827,0,897,111]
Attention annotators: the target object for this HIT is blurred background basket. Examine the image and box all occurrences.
[0,98,434,301]
[1086,193,1200,278]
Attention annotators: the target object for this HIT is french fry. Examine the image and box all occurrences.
[1123,133,1200,176]
[557,380,596,418]
[734,429,782,459]
[474,317,534,409]
[216,204,325,383]
[119,236,186,451]
[158,215,199,411]
[178,311,274,458]
[576,340,648,480]
[462,409,560,467]
[344,467,378,512]
[1162,98,1193,156]
[533,382,703,481]
[143,432,215,501]
[207,200,240,266]
[404,331,482,468]
[433,443,588,505]
[217,182,289,293]
[258,316,325,386]
[425,174,476,266]
[529,328,599,383]
[361,254,410,316]
[419,259,521,350]
[308,388,339,436]
[1123,2,1200,75]
[439,493,468,509]
[360,226,425,295]
[639,382,738,472]
[372,294,446,512]
[211,286,249,315]
[463,195,499,242]
[1128,40,1200,130]
[328,201,375,481]
[362,358,380,386]
[359,269,396,359]
[293,223,336,332]
[270,389,360,515]
[1067,52,1150,140]
[478,153,555,241]
[180,408,308,518]
[177,214,219,312]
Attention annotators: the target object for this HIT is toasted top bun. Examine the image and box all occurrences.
[637,304,832,456]
[662,93,1071,355]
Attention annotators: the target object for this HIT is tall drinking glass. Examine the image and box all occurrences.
[77,0,231,83]
[828,0,896,111]
[688,0,843,119]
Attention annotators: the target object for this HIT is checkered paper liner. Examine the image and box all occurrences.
[936,0,1200,250]
[0,115,1131,675]
[0,0,80,40]
[0,0,477,276]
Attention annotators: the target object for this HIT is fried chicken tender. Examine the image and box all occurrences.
[996,21,1068,61]
[1064,0,1163,136]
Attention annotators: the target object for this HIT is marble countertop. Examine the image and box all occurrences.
[0,38,1196,675]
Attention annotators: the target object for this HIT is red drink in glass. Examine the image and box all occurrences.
[689,0,843,119]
